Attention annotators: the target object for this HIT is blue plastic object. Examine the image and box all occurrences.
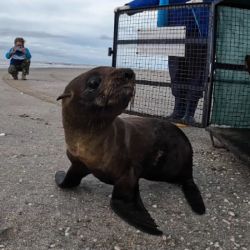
[157,0,169,27]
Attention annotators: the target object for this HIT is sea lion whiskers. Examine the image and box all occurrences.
[103,81,114,107]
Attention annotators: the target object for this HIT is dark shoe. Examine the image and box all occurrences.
[167,113,184,120]
[12,75,18,80]
[168,97,187,120]
[22,73,27,80]
[182,115,196,124]
[185,99,199,118]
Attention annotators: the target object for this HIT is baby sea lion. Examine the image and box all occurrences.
[55,66,205,235]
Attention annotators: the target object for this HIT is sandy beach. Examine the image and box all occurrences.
[0,67,249,250]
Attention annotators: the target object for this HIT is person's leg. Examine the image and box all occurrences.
[26,60,30,75]
[171,92,187,119]
[21,60,30,80]
[183,99,199,124]
[168,56,187,119]
[182,44,208,124]
[8,65,18,80]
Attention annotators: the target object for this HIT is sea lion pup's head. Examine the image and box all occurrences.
[57,66,135,129]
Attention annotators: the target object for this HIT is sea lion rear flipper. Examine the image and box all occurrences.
[110,173,162,235]
[182,179,206,215]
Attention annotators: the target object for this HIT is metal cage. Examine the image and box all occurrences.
[207,0,250,166]
[109,2,214,127]
[109,0,250,130]
[209,0,250,129]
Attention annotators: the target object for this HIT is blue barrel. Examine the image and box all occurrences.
[157,0,169,27]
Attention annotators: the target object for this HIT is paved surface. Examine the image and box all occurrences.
[0,68,249,250]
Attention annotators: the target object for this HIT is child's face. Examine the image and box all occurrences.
[15,41,24,48]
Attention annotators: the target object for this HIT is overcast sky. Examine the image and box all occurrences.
[0,0,126,65]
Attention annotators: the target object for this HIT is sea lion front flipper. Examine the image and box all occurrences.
[110,172,162,235]
[55,151,90,188]
[55,164,90,188]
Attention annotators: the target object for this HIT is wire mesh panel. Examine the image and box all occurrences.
[112,3,212,127]
[211,5,250,128]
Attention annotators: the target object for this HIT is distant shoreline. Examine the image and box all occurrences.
[0,60,98,69]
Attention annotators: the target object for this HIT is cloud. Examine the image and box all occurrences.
[99,35,113,40]
[0,28,67,39]
[0,0,126,65]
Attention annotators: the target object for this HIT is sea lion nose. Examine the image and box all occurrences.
[122,69,135,80]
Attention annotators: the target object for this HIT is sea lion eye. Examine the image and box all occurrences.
[87,76,101,90]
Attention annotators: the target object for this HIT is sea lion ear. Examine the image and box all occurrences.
[56,92,71,101]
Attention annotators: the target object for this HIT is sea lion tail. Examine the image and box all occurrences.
[182,179,206,215]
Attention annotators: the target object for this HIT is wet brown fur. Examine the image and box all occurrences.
[56,66,205,235]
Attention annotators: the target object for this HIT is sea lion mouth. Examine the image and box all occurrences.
[92,68,136,109]
[96,79,135,108]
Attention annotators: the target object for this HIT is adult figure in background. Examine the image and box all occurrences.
[6,37,31,80]
[116,0,213,124]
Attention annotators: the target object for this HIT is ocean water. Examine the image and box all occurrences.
[0,59,95,69]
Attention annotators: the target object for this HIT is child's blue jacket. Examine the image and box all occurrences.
[6,47,32,65]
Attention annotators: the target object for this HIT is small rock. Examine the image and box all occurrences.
[222,219,230,225]
[234,242,240,248]
[214,242,220,248]
[49,244,56,248]
[228,211,235,217]
[230,236,235,242]
[170,241,176,247]
[0,226,14,240]
[0,245,4,248]
[0,133,6,136]
[64,227,70,237]
[162,235,167,241]
[114,246,121,250]
[152,204,157,208]
[93,238,97,243]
